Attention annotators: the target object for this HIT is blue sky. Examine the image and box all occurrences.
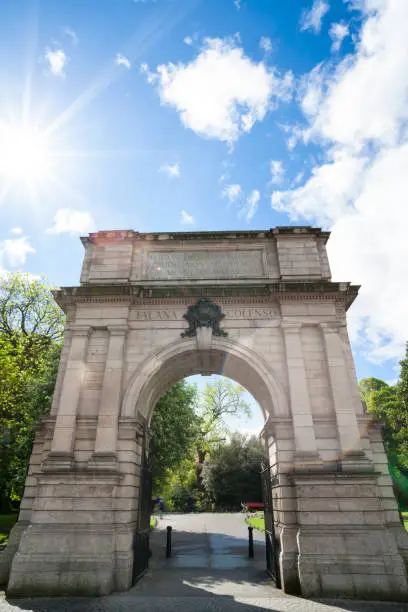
[1,0,408,431]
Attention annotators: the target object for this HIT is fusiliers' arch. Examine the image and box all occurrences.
[2,227,408,601]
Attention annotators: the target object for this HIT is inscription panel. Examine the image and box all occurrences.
[144,250,264,280]
[131,307,279,322]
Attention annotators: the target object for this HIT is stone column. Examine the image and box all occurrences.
[46,327,90,468]
[321,323,365,467]
[281,323,319,466]
[90,326,127,470]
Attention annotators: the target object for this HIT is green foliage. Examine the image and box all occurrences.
[150,378,253,510]
[0,272,64,342]
[0,273,65,509]
[150,381,199,493]
[359,346,408,509]
[202,433,263,511]
[167,482,195,512]
[0,513,18,546]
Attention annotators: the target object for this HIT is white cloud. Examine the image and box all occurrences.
[0,237,35,267]
[47,208,95,235]
[270,160,285,185]
[145,37,293,144]
[329,21,349,52]
[300,0,330,34]
[10,227,23,235]
[159,162,180,178]
[45,48,68,77]
[243,190,260,221]
[115,53,131,69]
[222,183,242,202]
[292,170,305,186]
[259,37,272,53]
[181,209,194,224]
[64,28,78,46]
[306,1,408,150]
[184,36,193,46]
[273,0,408,363]
[272,153,366,226]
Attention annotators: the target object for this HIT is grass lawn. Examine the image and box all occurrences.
[150,516,157,530]
[0,514,18,546]
[245,514,265,532]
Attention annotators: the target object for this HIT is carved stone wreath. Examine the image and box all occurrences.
[181,298,228,338]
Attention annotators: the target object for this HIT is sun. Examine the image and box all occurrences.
[0,123,52,185]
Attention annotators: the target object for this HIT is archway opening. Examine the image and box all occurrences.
[126,341,283,589]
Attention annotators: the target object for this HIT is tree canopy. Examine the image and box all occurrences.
[0,272,64,343]
[359,344,408,508]
[194,378,251,487]
[202,433,264,510]
[0,273,64,510]
[150,381,199,493]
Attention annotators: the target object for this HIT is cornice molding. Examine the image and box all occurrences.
[53,281,359,311]
[80,226,330,247]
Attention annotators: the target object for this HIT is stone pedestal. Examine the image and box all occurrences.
[292,469,408,600]
[6,468,125,597]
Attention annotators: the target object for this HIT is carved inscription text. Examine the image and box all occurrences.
[145,250,264,280]
[132,307,279,322]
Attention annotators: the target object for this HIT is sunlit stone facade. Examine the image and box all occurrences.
[2,227,408,600]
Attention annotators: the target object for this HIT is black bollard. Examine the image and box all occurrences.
[166,525,172,558]
[248,526,254,558]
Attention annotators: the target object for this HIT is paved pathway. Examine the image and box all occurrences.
[3,513,408,612]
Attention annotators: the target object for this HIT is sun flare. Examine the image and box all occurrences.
[0,124,52,185]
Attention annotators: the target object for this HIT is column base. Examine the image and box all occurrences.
[292,451,321,472]
[88,452,119,472]
[42,451,74,472]
[341,450,374,473]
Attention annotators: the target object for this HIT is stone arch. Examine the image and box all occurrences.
[121,336,289,428]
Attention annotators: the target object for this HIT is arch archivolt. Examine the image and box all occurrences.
[120,335,289,428]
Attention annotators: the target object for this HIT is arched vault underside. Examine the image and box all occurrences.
[4,227,408,602]
[122,337,288,427]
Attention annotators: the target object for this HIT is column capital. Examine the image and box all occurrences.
[71,326,91,337]
[320,322,344,333]
[108,325,128,336]
[281,322,302,333]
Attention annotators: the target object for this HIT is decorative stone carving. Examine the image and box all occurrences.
[181,298,228,338]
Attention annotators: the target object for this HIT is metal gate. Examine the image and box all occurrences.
[132,427,153,584]
[261,457,281,589]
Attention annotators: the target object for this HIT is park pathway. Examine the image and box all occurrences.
[3,513,408,612]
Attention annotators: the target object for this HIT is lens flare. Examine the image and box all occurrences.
[0,123,52,184]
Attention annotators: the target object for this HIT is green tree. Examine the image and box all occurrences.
[202,434,264,510]
[194,378,251,488]
[150,381,199,493]
[0,272,64,343]
[0,273,64,510]
[359,346,408,508]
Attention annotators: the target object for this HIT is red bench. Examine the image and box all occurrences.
[242,502,264,512]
